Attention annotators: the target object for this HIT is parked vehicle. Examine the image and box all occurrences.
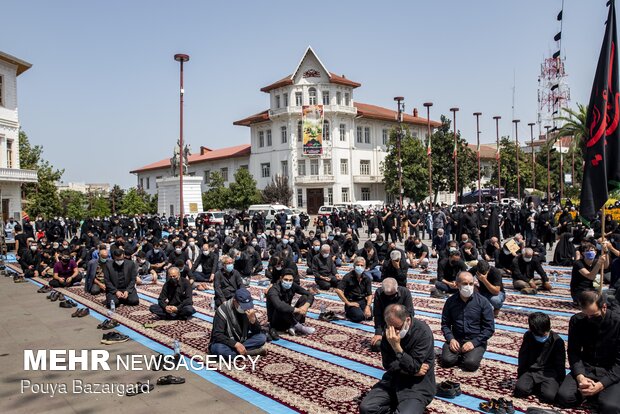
[248,204,293,229]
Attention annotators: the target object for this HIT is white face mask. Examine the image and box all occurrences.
[115,259,124,266]
[459,285,474,298]
[399,320,410,339]
[523,256,532,263]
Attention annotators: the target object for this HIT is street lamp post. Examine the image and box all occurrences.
[423,102,433,205]
[450,107,460,204]
[473,112,482,204]
[528,122,536,192]
[493,116,501,202]
[513,119,521,200]
[174,53,189,229]
[394,97,405,207]
[544,125,551,203]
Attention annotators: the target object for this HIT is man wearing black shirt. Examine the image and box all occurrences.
[381,250,409,287]
[335,257,373,322]
[557,291,620,413]
[149,267,195,320]
[266,269,315,338]
[570,242,609,302]
[370,278,414,352]
[511,248,552,294]
[406,237,429,270]
[103,249,139,308]
[434,250,467,296]
[471,260,505,317]
[312,245,339,290]
[360,304,435,414]
[440,272,495,372]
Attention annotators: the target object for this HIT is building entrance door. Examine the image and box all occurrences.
[306,188,324,214]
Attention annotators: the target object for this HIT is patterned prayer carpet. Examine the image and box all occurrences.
[23,258,592,414]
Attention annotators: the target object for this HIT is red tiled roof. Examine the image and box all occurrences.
[354,102,442,127]
[130,144,251,174]
[233,110,270,127]
[467,143,498,159]
[260,72,361,93]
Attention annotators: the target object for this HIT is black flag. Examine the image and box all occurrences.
[557,10,563,21]
[580,1,620,218]
[553,50,561,59]
[554,32,562,41]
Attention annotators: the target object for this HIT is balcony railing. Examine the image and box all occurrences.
[295,175,335,184]
[0,168,38,183]
[353,175,382,183]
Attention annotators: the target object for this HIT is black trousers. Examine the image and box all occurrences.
[315,275,338,290]
[149,303,195,320]
[49,273,83,288]
[440,341,486,372]
[557,371,620,414]
[345,299,371,323]
[105,291,139,308]
[269,295,311,331]
[514,371,560,403]
[89,284,104,295]
[360,381,430,414]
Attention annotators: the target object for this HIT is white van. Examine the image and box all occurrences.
[248,204,293,229]
[357,200,385,211]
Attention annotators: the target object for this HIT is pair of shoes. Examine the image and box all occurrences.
[246,346,268,357]
[48,291,62,302]
[101,331,129,344]
[37,285,52,293]
[520,288,538,295]
[498,377,516,390]
[59,299,77,308]
[13,275,26,283]
[72,308,90,317]
[318,311,336,321]
[268,328,280,341]
[294,323,316,335]
[436,380,462,398]
[479,398,515,414]
[97,319,119,330]
[430,288,448,299]
[156,375,185,385]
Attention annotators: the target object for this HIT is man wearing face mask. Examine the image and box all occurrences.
[431,228,448,259]
[19,241,44,279]
[306,239,322,273]
[191,242,218,288]
[85,246,109,294]
[266,269,315,340]
[570,242,609,303]
[514,312,565,403]
[209,287,267,357]
[381,250,409,287]
[149,267,195,320]
[213,255,244,308]
[335,257,373,322]
[360,304,435,414]
[312,245,339,290]
[146,241,167,274]
[229,248,252,286]
[49,253,82,288]
[103,249,139,308]
[511,248,552,294]
[165,241,188,270]
[370,278,414,352]
[440,272,495,372]
[433,250,467,298]
[557,291,620,412]
[406,237,429,270]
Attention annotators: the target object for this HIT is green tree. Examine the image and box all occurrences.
[88,193,111,217]
[262,175,293,206]
[228,168,262,210]
[202,171,231,210]
[109,184,125,214]
[19,130,64,217]
[120,187,150,215]
[382,127,429,202]
[556,104,586,191]
[149,193,158,214]
[59,190,87,220]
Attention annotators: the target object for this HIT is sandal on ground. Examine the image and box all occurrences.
[156,375,185,385]
[125,381,155,396]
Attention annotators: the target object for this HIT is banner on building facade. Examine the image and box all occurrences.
[302,105,323,156]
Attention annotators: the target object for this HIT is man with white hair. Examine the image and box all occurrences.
[381,249,409,287]
[511,247,552,294]
[440,272,495,372]
[311,244,339,290]
[370,278,414,352]
[335,257,373,322]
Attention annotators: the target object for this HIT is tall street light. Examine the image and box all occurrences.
[544,125,551,203]
[394,97,405,206]
[528,122,536,192]
[174,53,189,228]
[493,116,501,202]
[513,119,521,200]
[450,107,459,204]
[473,112,482,204]
[423,102,433,204]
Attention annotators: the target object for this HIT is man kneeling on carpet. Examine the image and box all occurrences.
[370,278,414,352]
[440,271,495,372]
[335,257,373,323]
[103,249,139,308]
[360,304,436,414]
[209,287,267,357]
[149,267,196,320]
[266,268,315,340]
[50,252,83,288]
[514,311,565,404]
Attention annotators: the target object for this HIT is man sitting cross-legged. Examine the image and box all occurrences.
[103,249,139,308]
[266,268,315,340]
[149,267,195,320]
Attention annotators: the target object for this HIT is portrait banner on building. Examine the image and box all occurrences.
[302,105,323,156]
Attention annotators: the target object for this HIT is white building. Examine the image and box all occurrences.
[0,51,37,222]
[131,47,440,214]
[56,182,111,194]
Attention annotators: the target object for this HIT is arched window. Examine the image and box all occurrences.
[323,120,330,141]
[308,87,317,105]
[297,120,303,142]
